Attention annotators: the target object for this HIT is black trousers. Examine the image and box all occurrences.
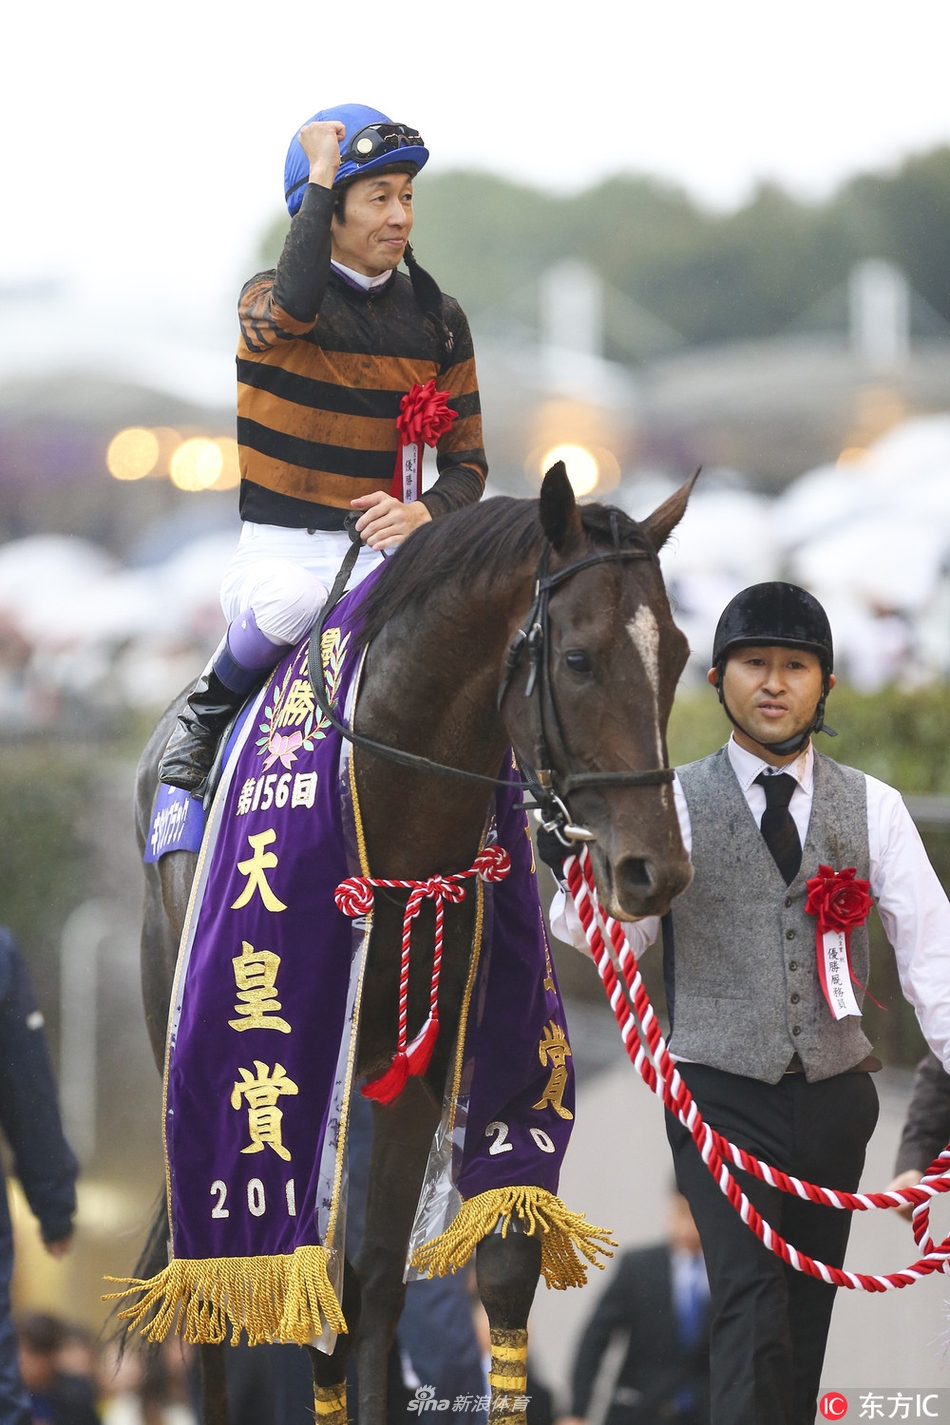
[666,1062,879,1425]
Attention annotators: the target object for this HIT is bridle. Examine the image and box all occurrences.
[308,524,674,844]
[495,540,675,841]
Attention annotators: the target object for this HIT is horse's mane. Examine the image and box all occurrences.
[354,495,652,649]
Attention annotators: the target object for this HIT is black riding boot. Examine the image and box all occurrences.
[159,644,269,795]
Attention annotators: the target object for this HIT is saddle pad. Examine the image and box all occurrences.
[144,699,257,863]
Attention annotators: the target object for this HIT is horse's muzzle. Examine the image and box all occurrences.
[601,852,693,922]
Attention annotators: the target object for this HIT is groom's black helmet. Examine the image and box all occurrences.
[712,582,834,674]
[712,582,835,756]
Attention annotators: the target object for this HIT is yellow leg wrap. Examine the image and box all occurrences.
[409,1186,615,1290]
[489,1328,528,1425]
[313,1381,348,1425]
[104,1245,347,1346]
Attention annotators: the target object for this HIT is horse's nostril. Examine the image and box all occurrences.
[616,857,654,893]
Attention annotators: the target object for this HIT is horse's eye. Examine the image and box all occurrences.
[565,650,592,673]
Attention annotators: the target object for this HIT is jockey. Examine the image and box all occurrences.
[160,104,488,794]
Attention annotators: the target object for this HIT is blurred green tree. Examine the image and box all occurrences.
[257,144,950,349]
[0,747,95,1055]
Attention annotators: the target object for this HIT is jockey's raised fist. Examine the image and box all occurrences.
[299,121,346,188]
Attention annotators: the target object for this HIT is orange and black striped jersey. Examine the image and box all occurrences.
[236,184,487,530]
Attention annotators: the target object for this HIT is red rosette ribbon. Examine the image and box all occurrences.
[804,865,873,933]
[804,864,875,1019]
[390,379,457,501]
[396,379,456,447]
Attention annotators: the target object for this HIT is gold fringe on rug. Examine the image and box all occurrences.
[409,1186,615,1290]
[104,1244,346,1346]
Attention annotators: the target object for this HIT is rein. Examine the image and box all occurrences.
[307,524,673,838]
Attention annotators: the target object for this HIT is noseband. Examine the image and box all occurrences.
[309,530,674,844]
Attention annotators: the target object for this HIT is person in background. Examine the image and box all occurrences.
[98,1338,195,1425]
[886,1049,950,1219]
[0,927,78,1425]
[16,1314,98,1425]
[96,1344,144,1425]
[558,1191,709,1425]
[53,1328,96,1387]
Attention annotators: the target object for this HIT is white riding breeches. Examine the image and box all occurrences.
[220,522,385,646]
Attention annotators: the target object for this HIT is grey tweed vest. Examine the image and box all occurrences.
[669,747,872,1083]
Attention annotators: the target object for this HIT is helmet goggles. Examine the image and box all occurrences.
[344,122,425,165]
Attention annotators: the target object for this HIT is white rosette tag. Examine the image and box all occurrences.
[819,929,862,1020]
[401,441,420,503]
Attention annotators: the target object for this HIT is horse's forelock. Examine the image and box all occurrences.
[576,502,653,553]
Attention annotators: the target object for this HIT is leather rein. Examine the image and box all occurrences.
[308,523,674,843]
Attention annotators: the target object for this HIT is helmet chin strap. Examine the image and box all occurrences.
[716,675,837,759]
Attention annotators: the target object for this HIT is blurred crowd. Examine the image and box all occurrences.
[3,414,950,735]
[9,1193,710,1425]
[9,1300,549,1425]
[650,414,950,693]
[0,532,232,732]
[14,1312,193,1425]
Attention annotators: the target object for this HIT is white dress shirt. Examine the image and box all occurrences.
[550,734,950,1072]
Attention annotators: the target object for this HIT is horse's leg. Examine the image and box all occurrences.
[475,1229,543,1425]
[307,1341,350,1425]
[198,1343,231,1425]
[354,1078,442,1425]
[306,1259,361,1425]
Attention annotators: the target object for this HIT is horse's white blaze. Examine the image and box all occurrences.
[626,605,665,769]
[627,606,659,690]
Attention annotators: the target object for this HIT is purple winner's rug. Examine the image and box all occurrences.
[110,574,612,1347]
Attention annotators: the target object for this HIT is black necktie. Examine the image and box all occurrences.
[755,772,802,886]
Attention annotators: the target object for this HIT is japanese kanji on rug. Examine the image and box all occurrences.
[111,568,612,1347]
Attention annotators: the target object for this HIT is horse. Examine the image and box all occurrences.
[132,464,694,1425]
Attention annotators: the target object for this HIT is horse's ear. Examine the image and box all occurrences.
[539,462,583,551]
[642,467,700,553]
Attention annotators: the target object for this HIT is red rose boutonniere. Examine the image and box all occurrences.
[804,864,874,1021]
[390,380,457,502]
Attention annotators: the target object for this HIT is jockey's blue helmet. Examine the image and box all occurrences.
[284,103,429,216]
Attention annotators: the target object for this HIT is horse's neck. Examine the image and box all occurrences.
[353,567,534,875]
[361,584,524,760]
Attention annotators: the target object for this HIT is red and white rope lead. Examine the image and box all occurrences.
[335,844,511,1101]
[566,845,950,1291]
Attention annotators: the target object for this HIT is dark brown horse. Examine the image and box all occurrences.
[133,465,694,1425]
